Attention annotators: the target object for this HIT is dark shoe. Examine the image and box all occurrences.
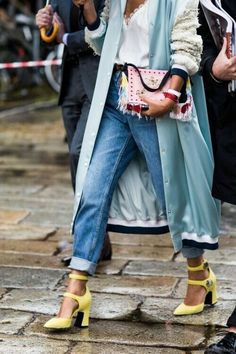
[61,232,112,266]
[205,332,236,353]
[99,232,112,261]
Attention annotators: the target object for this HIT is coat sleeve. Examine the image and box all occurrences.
[66,1,105,54]
[85,0,110,56]
[170,0,203,76]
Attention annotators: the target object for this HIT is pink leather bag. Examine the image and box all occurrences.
[126,64,193,121]
[128,66,170,108]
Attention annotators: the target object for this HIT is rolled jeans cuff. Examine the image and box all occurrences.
[181,246,204,259]
[69,256,97,275]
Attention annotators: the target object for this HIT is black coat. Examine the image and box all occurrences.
[199,1,236,205]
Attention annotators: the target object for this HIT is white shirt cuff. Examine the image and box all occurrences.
[62,33,69,46]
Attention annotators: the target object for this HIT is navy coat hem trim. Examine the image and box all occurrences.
[182,239,219,250]
[107,224,169,235]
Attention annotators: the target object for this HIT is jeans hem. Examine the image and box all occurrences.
[69,256,97,275]
[181,246,205,258]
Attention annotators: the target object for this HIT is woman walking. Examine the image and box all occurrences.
[44,0,220,330]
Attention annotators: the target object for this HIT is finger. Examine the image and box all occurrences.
[221,37,228,53]
[53,12,61,23]
[230,56,236,66]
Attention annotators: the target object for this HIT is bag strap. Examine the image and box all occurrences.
[126,63,171,92]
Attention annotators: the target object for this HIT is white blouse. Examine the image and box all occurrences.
[86,0,194,76]
[115,1,149,68]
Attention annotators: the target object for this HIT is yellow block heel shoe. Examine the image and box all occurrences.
[44,274,91,330]
[174,260,217,316]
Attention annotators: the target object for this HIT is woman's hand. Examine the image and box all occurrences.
[73,0,97,25]
[140,95,176,118]
[36,5,53,29]
[212,38,236,81]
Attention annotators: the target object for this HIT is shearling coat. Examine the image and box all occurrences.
[72,0,220,252]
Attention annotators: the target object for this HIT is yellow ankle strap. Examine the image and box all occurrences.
[63,292,81,302]
[187,260,209,272]
[188,277,214,290]
[69,274,88,281]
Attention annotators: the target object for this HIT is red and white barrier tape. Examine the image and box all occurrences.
[0,59,62,70]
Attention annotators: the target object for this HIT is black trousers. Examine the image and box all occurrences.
[61,55,99,191]
[227,307,236,327]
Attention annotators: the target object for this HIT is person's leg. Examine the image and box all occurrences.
[61,64,84,190]
[204,307,236,353]
[129,115,216,314]
[128,115,166,215]
[70,108,137,274]
[61,104,82,190]
[62,65,112,261]
[48,74,139,326]
[174,246,217,315]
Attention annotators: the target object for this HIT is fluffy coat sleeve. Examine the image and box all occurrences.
[171,0,203,76]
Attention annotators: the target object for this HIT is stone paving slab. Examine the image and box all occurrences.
[0,196,73,214]
[174,279,236,301]
[123,260,186,277]
[218,235,236,248]
[0,289,140,320]
[110,232,172,247]
[0,184,44,196]
[0,252,65,269]
[0,334,69,354]
[26,317,206,350]
[0,165,70,184]
[0,309,33,335]
[0,240,60,255]
[35,185,73,199]
[0,288,7,298]
[96,259,129,275]
[0,267,64,289]
[112,244,174,261]
[48,227,71,242]
[123,260,236,280]
[0,289,62,315]
[21,210,72,228]
[90,275,177,297]
[71,342,186,354]
[0,224,56,240]
[0,210,29,224]
[140,297,236,327]
[0,149,67,167]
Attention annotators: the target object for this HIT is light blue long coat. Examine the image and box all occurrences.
[72,0,220,252]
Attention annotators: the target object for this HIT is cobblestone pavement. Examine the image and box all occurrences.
[0,105,236,354]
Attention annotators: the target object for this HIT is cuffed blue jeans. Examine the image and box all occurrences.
[69,72,203,275]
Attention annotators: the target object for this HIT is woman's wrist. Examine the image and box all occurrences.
[83,0,97,25]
